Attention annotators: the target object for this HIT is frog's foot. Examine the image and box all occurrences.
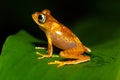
[48,56,90,67]
[48,60,65,67]
[36,52,59,60]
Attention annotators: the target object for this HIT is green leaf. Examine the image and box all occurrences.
[0,20,120,80]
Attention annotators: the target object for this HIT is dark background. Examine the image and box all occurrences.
[0,0,120,53]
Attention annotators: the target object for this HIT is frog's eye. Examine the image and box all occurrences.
[38,14,46,24]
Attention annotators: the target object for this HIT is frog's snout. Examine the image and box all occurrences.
[32,12,40,22]
[32,12,38,19]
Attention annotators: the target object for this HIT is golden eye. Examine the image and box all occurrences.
[38,14,46,23]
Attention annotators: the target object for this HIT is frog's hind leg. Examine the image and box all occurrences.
[48,47,90,67]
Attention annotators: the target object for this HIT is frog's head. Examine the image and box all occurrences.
[32,9,58,31]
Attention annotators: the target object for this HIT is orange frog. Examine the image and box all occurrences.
[32,9,91,67]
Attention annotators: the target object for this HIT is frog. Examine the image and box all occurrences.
[32,9,91,67]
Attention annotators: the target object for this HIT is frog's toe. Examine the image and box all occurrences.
[35,47,46,50]
[48,60,65,67]
[36,52,51,59]
[37,56,45,59]
[48,60,60,64]
[57,63,65,67]
[36,52,44,56]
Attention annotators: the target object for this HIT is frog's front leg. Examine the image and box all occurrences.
[36,32,54,59]
[48,46,90,67]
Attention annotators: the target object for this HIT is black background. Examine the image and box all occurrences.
[0,0,120,53]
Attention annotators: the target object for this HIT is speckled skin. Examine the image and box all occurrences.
[32,9,91,67]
